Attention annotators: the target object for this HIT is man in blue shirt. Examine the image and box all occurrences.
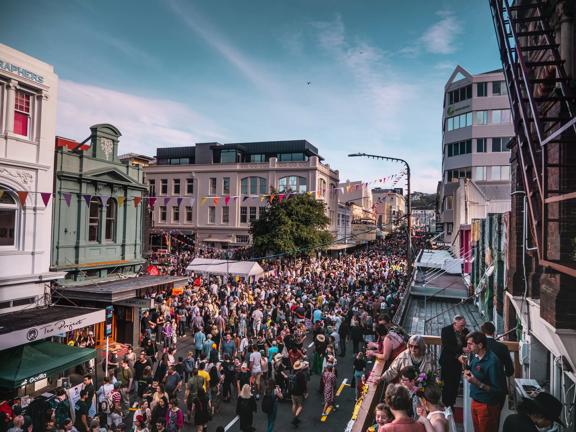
[194,329,206,357]
[464,331,506,432]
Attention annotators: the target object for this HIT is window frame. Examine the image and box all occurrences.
[172,206,180,223]
[14,89,33,139]
[149,180,156,196]
[477,82,487,97]
[0,188,20,249]
[185,206,193,222]
[476,138,486,153]
[160,179,168,195]
[209,178,217,196]
[240,206,248,223]
[173,179,181,195]
[223,177,230,195]
[88,197,102,242]
[249,206,257,222]
[104,198,117,241]
[222,206,229,224]
[208,206,216,224]
[159,206,167,222]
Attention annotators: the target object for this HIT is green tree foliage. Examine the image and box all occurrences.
[250,192,333,256]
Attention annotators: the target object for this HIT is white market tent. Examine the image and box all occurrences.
[186,258,265,279]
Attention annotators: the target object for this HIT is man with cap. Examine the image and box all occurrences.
[290,360,308,427]
[503,392,564,432]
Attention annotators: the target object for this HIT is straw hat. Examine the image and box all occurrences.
[293,360,308,371]
[316,334,326,343]
[239,384,252,399]
[273,353,283,363]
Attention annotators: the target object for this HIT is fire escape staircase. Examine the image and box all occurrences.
[490,0,576,276]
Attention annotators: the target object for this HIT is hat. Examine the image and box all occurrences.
[273,353,283,363]
[523,392,565,426]
[316,334,326,343]
[293,360,308,371]
[135,415,145,424]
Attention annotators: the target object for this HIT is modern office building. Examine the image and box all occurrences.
[144,140,340,249]
[438,66,513,252]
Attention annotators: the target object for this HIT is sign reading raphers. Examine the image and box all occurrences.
[0,59,44,84]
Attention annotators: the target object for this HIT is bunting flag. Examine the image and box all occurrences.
[306,192,312,196]
[0,190,4,199]
[40,192,52,207]
[82,194,92,207]
[189,197,196,207]
[279,194,285,203]
[225,196,230,206]
[17,191,29,206]
[213,197,219,206]
[233,196,238,202]
[148,197,157,208]
[163,197,171,206]
[176,197,183,207]
[100,195,110,207]
[269,194,275,203]
[118,196,125,207]
[200,197,208,206]
[63,192,72,207]
[259,196,266,203]
[243,196,249,202]
[134,196,142,207]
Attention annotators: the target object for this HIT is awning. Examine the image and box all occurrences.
[0,341,96,388]
[0,306,105,350]
[201,238,232,243]
[186,258,264,278]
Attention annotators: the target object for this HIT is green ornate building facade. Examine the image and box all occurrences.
[51,124,147,282]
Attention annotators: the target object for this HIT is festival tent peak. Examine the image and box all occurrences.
[186,258,264,279]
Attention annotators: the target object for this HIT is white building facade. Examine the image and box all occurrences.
[0,44,64,314]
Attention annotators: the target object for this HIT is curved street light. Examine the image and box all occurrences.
[348,152,412,271]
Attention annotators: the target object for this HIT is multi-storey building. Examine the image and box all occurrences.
[438,66,514,253]
[144,140,339,249]
[372,187,405,230]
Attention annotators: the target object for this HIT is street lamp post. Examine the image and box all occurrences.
[348,152,412,271]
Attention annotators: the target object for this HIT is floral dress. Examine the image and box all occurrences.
[322,370,336,406]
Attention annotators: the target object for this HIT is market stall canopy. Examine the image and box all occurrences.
[0,341,96,388]
[187,258,264,278]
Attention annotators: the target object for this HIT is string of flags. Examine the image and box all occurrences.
[0,170,408,208]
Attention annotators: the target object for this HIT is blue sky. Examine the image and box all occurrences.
[2,0,502,192]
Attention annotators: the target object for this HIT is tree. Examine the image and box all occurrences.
[250,192,333,256]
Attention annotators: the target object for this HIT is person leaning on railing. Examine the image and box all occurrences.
[377,336,436,385]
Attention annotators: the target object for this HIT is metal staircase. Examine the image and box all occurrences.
[490,0,576,276]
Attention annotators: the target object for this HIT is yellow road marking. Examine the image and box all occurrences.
[321,378,349,422]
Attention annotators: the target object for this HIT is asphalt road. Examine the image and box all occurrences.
[174,334,362,432]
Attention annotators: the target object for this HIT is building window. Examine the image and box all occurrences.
[278,176,307,193]
[186,178,194,194]
[445,196,453,210]
[241,177,267,195]
[14,90,31,137]
[250,177,258,195]
[240,206,248,223]
[447,140,472,157]
[172,206,180,222]
[250,154,265,162]
[277,153,306,161]
[447,223,453,235]
[0,189,18,247]
[490,165,510,181]
[209,178,217,195]
[475,111,488,125]
[173,179,180,195]
[259,177,267,195]
[446,168,472,182]
[448,85,472,105]
[105,199,117,241]
[241,178,248,195]
[223,177,230,195]
[477,82,487,97]
[446,112,472,131]
[160,179,168,195]
[185,206,193,222]
[149,180,156,196]
[473,166,487,181]
[208,206,216,224]
[447,144,453,157]
[249,207,257,222]
[88,198,101,242]
[160,206,167,222]
[476,138,487,153]
[222,206,229,224]
[236,235,249,243]
[220,149,240,163]
[491,137,510,152]
[491,109,511,124]
[492,81,507,96]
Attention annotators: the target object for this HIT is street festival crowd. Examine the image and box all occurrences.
[0,232,566,432]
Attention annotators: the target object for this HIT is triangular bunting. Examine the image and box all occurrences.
[17,191,29,206]
[176,197,183,206]
[118,196,125,207]
[148,197,157,208]
[259,196,266,203]
[225,196,230,206]
[269,194,275,203]
[83,194,92,207]
[200,197,208,206]
[279,194,285,203]
[213,197,219,206]
[243,196,249,202]
[63,192,72,207]
[134,196,142,207]
[40,192,52,207]
[163,197,171,206]
[189,197,196,207]
[233,196,238,202]
[100,195,110,207]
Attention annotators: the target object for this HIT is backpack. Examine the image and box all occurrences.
[261,394,274,415]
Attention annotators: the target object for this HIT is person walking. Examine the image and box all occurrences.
[192,388,211,432]
[290,360,308,427]
[236,384,257,432]
[165,400,183,432]
[321,363,337,416]
[262,380,282,432]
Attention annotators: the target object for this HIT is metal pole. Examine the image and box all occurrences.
[105,336,109,377]
[407,163,412,273]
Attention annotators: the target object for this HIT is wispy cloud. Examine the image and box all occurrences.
[165,0,279,94]
[57,80,226,155]
[420,10,462,54]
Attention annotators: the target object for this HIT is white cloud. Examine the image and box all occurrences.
[57,80,226,155]
[420,10,462,54]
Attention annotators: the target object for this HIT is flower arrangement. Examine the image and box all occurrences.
[414,371,443,397]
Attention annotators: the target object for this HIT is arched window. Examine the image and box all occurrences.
[319,178,327,197]
[105,199,117,241]
[88,197,102,242]
[0,188,19,247]
[278,176,307,193]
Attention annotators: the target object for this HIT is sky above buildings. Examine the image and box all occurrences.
[3,0,502,192]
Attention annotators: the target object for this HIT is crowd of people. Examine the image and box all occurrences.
[0,231,565,432]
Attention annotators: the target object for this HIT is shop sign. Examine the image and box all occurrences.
[115,298,155,308]
[0,309,105,350]
[0,59,44,84]
[19,372,47,387]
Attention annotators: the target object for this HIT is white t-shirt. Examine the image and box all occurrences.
[249,351,262,374]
